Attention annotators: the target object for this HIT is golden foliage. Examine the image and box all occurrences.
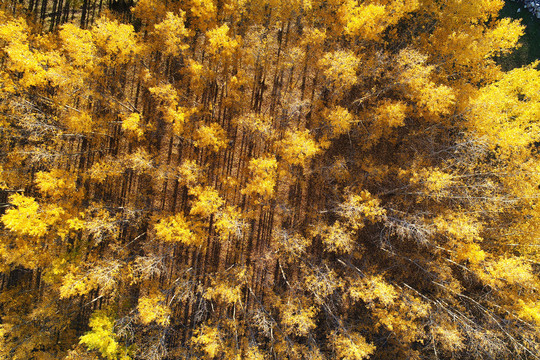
[349,275,398,307]
[279,129,321,168]
[154,213,199,245]
[319,50,360,90]
[214,206,244,241]
[342,2,388,40]
[1,1,540,359]
[315,221,355,254]
[242,156,278,200]
[194,123,228,153]
[2,193,59,237]
[338,190,386,229]
[280,299,318,337]
[91,18,139,65]
[329,331,376,360]
[189,186,224,218]
[191,324,222,358]
[138,293,171,326]
[325,106,356,137]
[153,12,190,56]
[122,113,145,139]
[79,312,131,360]
[206,24,240,59]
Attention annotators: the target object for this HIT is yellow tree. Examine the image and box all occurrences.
[1,0,540,359]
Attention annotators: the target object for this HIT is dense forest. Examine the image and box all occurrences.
[1,0,540,358]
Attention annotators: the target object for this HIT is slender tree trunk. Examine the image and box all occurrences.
[28,0,35,15]
[39,0,48,24]
[49,0,58,31]
[55,0,63,27]
[62,0,69,23]
[80,0,88,28]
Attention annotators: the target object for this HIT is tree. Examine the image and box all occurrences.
[1,0,540,359]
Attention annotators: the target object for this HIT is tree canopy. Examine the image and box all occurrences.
[1,0,540,359]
